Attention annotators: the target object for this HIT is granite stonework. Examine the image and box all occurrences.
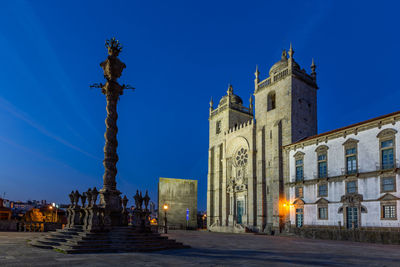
[158,178,198,229]
[29,38,188,253]
[208,46,318,234]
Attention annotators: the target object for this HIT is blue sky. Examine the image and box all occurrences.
[0,1,399,211]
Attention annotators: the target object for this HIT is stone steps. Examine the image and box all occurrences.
[29,226,189,253]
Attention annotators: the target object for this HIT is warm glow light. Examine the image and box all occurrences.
[163,204,168,210]
[49,206,53,210]
[283,203,287,207]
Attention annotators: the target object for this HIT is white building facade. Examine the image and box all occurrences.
[286,112,400,230]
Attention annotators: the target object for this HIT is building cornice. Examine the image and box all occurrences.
[284,111,400,151]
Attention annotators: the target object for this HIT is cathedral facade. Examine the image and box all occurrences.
[207,46,318,233]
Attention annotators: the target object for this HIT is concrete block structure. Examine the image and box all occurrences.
[158,178,198,229]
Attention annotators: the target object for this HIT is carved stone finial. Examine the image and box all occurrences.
[227,84,233,96]
[209,97,213,108]
[143,190,150,211]
[73,190,81,207]
[281,49,288,60]
[92,187,99,205]
[69,191,75,205]
[81,192,87,207]
[311,58,317,80]
[255,65,260,78]
[105,37,122,57]
[311,58,316,72]
[134,190,140,209]
[122,195,128,209]
[139,191,144,210]
[86,188,93,206]
[288,43,294,58]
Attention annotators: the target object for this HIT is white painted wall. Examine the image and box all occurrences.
[288,122,400,227]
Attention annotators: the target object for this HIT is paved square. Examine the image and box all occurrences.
[0,231,399,266]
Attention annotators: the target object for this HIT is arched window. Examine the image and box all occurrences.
[267,91,276,111]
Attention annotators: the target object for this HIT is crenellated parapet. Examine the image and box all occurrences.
[224,119,255,136]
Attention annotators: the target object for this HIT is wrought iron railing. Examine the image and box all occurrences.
[376,160,400,171]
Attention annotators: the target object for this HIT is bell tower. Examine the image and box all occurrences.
[207,85,253,228]
[253,45,318,232]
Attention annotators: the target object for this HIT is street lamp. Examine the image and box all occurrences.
[163,204,168,234]
[52,203,58,223]
[49,205,53,222]
[202,214,207,229]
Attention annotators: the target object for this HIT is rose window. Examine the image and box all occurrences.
[235,148,248,166]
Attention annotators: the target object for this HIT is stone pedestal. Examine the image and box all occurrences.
[99,189,123,229]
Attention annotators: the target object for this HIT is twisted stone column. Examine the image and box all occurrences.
[103,87,120,191]
[90,38,133,227]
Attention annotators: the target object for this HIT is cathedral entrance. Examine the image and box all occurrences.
[237,200,244,224]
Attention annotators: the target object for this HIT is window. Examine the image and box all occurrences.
[318,207,328,220]
[345,147,357,174]
[315,145,329,179]
[295,159,303,181]
[377,128,397,170]
[381,139,394,169]
[216,121,221,134]
[318,184,328,197]
[235,148,248,166]
[381,177,396,193]
[295,187,303,198]
[382,204,396,219]
[318,154,327,178]
[267,91,276,111]
[346,181,357,194]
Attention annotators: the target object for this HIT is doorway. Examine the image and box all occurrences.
[237,200,244,224]
[295,208,303,227]
[346,207,358,229]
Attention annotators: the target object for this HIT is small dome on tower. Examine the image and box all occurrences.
[269,47,300,75]
[218,84,243,106]
[269,50,288,75]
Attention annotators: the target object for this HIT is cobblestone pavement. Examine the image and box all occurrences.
[0,230,399,266]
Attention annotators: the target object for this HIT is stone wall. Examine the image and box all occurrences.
[158,178,197,229]
[0,221,17,231]
[291,226,400,245]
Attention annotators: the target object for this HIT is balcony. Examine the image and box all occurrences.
[341,166,360,176]
[313,171,330,179]
[376,160,400,171]
[295,176,304,182]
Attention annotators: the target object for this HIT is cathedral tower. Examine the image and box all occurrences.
[208,85,254,228]
[254,45,318,232]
